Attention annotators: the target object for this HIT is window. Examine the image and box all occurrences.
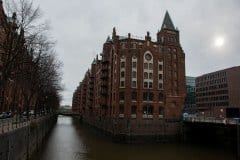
[121,55,125,59]
[145,53,152,61]
[120,81,125,87]
[159,74,163,80]
[149,92,154,101]
[143,105,153,115]
[144,82,148,88]
[159,83,163,89]
[144,63,148,69]
[143,92,153,101]
[121,62,125,68]
[132,81,137,88]
[174,81,177,87]
[119,92,124,101]
[119,104,124,114]
[131,43,137,49]
[159,93,164,101]
[149,82,153,88]
[121,43,126,49]
[171,102,177,108]
[174,63,177,69]
[121,71,125,78]
[131,92,137,100]
[149,63,153,70]
[131,105,137,114]
[132,71,136,78]
[161,36,164,43]
[149,73,153,79]
[144,72,148,79]
[143,92,148,101]
[173,54,177,59]
[173,90,178,96]
[132,62,137,68]
[174,72,177,78]
[159,64,163,71]
[159,107,164,116]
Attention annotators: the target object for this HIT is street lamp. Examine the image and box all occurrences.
[237,119,240,160]
[0,70,3,112]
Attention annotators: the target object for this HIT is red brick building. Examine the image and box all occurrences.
[196,66,240,118]
[0,0,18,112]
[0,1,37,113]
[73,11,186,138]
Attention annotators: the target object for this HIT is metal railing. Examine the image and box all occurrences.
[0,114,54,134]
[184,116,240,125]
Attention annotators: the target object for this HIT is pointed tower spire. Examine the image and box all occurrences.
[112,27,116,39]
[161,11,175,30]
[106,36,111,43]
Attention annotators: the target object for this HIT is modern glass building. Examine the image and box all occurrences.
[184,76,196,114]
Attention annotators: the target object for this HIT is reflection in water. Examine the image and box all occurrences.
[34,116,235,160]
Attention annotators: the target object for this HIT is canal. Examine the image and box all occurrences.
[34,116,236,160]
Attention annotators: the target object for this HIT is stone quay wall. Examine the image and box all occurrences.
[0,115,57,160]
[80,116,182,143]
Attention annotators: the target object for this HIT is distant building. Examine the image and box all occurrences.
[72,85,81,113]
[196,66,240,118]
[184,76,196,114]
[73,11,186,137]
[60,105,71,109]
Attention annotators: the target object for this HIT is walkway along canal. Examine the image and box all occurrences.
[33,116,236,160]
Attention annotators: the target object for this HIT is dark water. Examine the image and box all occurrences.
[34,116,236,160]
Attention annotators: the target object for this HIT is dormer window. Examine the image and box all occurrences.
[131,43,137,49]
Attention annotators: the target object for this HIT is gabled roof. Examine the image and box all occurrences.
[161,11,175,30]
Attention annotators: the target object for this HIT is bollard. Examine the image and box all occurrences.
[237,120,240,160]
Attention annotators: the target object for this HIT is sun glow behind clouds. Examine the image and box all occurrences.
[214,36,224,47]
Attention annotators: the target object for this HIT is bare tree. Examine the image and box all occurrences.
[0,0,62,114]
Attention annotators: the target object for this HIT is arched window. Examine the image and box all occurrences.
[143,51,153,89]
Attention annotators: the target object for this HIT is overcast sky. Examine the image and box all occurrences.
[31,0,240,106]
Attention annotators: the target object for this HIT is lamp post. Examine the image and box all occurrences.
[147,91,149,118]
[237,119,240,160]
[0,70,3,112]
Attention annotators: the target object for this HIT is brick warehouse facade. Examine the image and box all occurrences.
[0,1,37,113]
[73,11,186,139]
[196,66,240,118]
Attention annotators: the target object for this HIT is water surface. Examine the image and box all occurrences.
[34,116,236,160]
